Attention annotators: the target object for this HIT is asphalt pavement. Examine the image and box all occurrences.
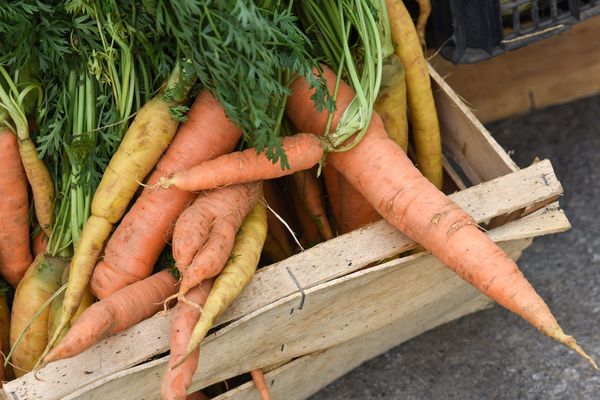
[311,94,600,400]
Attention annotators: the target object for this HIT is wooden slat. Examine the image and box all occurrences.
[0,160,563,400]
[64,238,535,400]
[430,66,518,184]
[35,207,569,400]
[430,17,600,123]
[212,260,518,400]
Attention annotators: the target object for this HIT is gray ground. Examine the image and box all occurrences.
[311,95,600,399]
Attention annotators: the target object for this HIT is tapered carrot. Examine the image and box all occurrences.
[47,265,95,347]
[414,0,432,48]
[290,177,320,246]
[91,90,242,299]
[251,368,271,400]
[10,255,67,377]
[292,170,334,241]
[158,133,324,192]
[42,269,178,365]
[45,64,195,355]
[322,164,380,235]
[387,0,442,188]
[172,201,267,368]
[161,280,213,400]
[0,130,32,287]
[173,182,262,297]
[285,64,596,367]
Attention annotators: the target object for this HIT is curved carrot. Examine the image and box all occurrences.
[46,89,186,354]
[158,133,324,192]
[161,280,213,400]
[251,368,271,400]
[285,64,596,367]
[0,130,32,287]
[10,255,67,377]
[91,90,241,299]
[172,182,262,297]
[173,201,267,368]
[18,139,54,236]
[387,0,442,188]
[292,170,334,241]
[42,269,178,365]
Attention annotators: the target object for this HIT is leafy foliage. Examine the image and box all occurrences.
[144,0,333,167]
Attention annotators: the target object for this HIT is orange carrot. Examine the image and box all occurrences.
[285,64,596,367]
[91,90,241,299]
[161,280,213,400]
[291,170,334,241]
[172,182,261,297]
[321,165,343,233]
[42,269,178,365]
[336,174,381,234]
[250,368,271,400]
[158,133,323,192]
[0,130,32,287]
[290,176,321,246]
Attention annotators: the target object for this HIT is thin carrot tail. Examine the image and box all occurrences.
[251,368,271,400]
[545,327,598,370]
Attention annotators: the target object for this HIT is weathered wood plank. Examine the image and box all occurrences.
[212,281,499,400]
[60,205,568,399]
[430,66,518,184]
[63,238,534,400]
[1,161,563,400]
[430,17,600,124]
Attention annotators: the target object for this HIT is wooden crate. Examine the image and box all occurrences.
[430,16,600,124]
[1,68,571,400]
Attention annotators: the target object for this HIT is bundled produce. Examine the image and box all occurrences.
[0,0,595,398]
[165,201,267,397]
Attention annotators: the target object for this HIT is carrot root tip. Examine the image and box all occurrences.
[550,329,598,370]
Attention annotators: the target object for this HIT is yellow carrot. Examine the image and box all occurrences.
[374,55,408,152]
[172,200,267,369]
[9,254,67,377]
[44,63,196,355]
[386,0,443,188]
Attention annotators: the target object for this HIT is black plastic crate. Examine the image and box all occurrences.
[430,0,600,64]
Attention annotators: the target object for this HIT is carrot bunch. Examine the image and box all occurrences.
[0,1,595,398]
